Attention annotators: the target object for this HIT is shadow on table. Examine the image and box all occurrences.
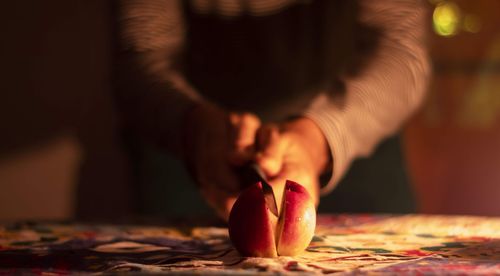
[0,230,240,273]
[437,238,500,261]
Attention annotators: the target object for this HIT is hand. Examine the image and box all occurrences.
[254,118,331,206]
[183,103,261,220]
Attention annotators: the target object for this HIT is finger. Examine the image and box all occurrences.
[199,185,237,221]
[197,151,241,193]
[222,196,237,221]
[198,173,239,221]
[232,113,260,149]
[255,125,288,177]
[228,113,260,165]
[211,164,241,193]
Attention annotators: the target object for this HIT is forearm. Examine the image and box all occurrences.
[304,0,431,194]
[115,0,202,156]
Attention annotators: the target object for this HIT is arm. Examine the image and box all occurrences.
[115,0,202,156]
[116,0,263,220]
[304,0,431,194]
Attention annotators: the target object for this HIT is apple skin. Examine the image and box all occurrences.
[276,180,316,256]
[228,180,316,257]
[228,182,278,257]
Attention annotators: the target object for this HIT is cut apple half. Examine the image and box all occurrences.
[228,180,316,257]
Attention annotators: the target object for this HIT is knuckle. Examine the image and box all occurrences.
[241,113,260,125]
[228,113,241,125]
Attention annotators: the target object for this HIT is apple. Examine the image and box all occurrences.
[228,180,316,257]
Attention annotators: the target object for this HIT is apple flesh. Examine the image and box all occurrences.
[228,180,316,257]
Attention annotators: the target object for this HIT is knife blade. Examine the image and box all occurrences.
[243,163,279,217]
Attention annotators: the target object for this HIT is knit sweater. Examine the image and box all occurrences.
[115,0,431,194]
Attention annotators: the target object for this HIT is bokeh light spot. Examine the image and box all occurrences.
[433,1,461,37]
[463,14,482,33]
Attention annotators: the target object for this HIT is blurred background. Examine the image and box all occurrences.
[1,0,499,221]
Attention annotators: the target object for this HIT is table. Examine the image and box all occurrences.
[1,214,500,274]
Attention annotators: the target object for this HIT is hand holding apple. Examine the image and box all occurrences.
[183,103,261,220]
[255,118,331,206]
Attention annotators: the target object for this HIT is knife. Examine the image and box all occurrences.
[238,163,279,217]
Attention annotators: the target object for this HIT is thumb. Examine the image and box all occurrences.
[255,124,288,178]
[228,112,261,166]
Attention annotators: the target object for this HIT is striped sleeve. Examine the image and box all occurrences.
[304,0,431,195]
[115,0,204,156]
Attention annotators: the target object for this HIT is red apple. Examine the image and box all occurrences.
[228,180,316,257]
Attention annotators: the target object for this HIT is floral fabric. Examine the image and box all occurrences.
[1,214,499,274]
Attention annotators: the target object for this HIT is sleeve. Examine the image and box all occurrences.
[115,0,204,156]
[303,0,431,195]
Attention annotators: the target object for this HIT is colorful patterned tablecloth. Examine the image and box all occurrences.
[1,214,500,275]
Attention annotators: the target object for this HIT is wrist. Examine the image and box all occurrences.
[282,117,331,175]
